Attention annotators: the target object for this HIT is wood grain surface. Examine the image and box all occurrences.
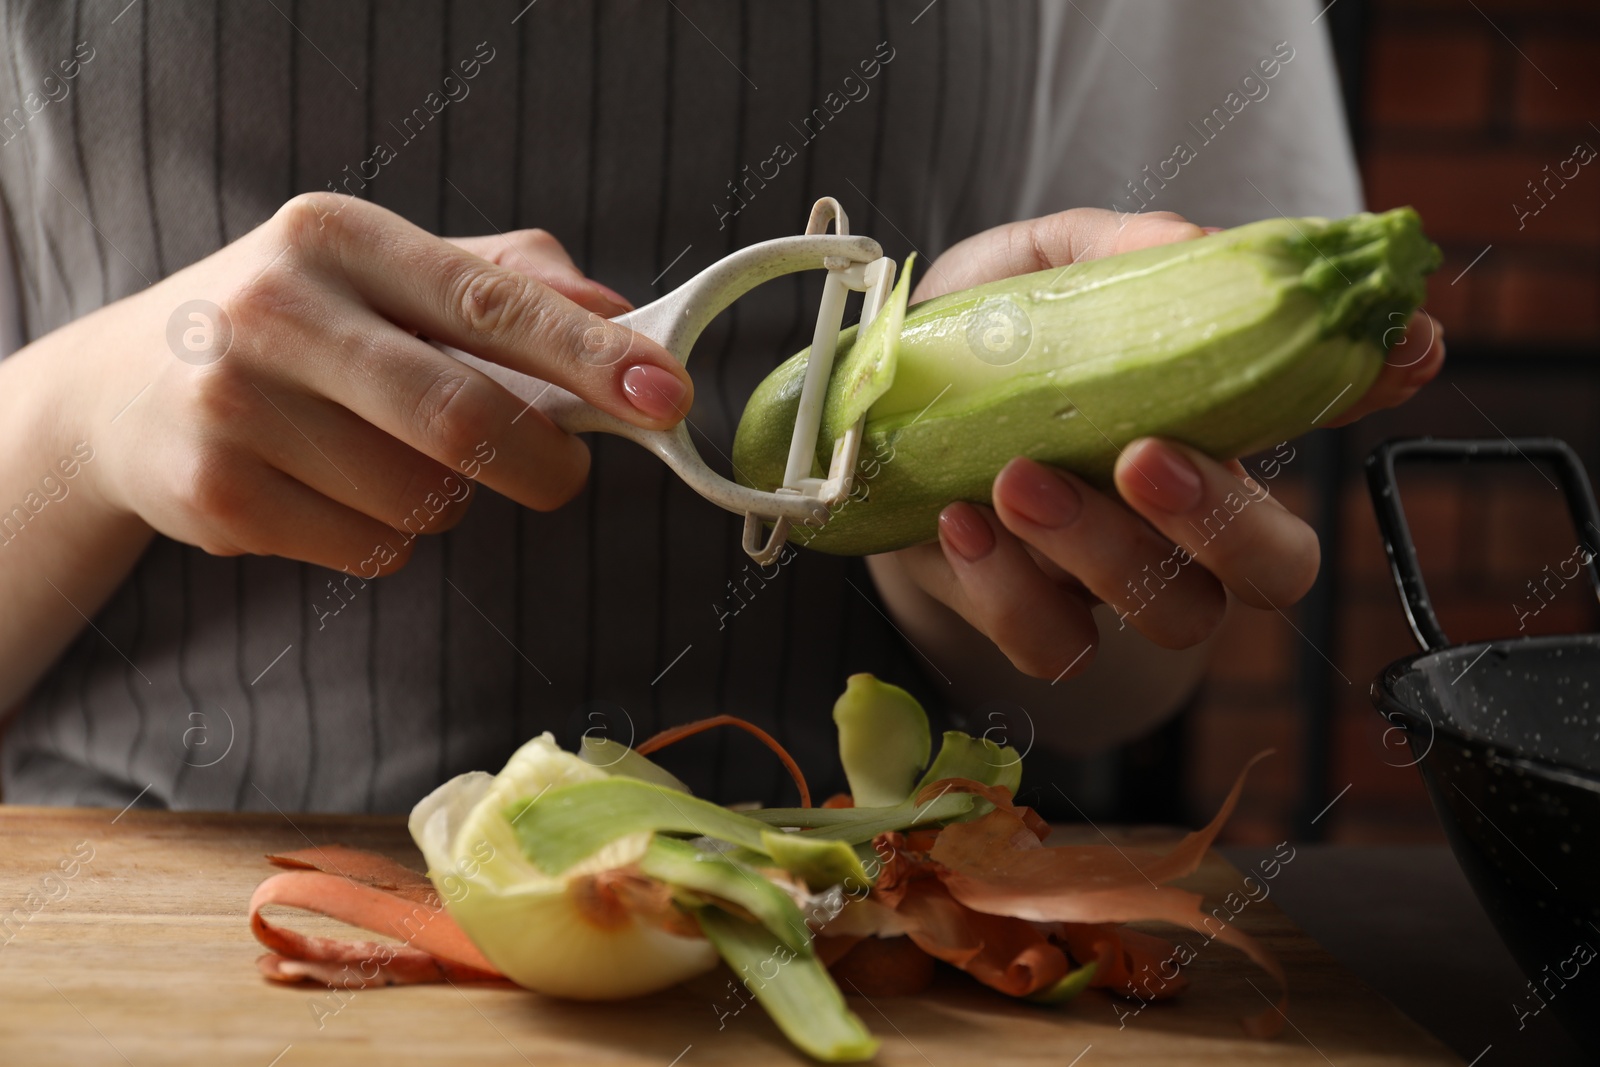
[0,806,1461,1065]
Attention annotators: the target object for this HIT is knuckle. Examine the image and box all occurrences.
[480,230,576,280]
[1035,208,1127,266]
[271,193,360,258]
[413,370,493,462]
[519,228,563,254]
[1019,213,1073,271]
[1119,211,1203,252]
[451,263,531,339]
[187,361,254,426]
[332,324,393,380]
[390,460,470,535]
[1050,208,1096,234]
[221,269,299,340]
[577,314,637,367]
[177,448,252,532]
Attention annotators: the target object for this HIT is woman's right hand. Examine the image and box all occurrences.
[58,193,691,575]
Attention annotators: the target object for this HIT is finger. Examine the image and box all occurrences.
[920,503,1100,681]
[276,195,690,428]
[1324,311,1445,427]
[239,307,591,511]
[446,230,633,317]
[1114,438,1319,609]
[243,387,476,533]
[991,457,1227,649]
[911,208,1203,301]
[1225,459,1288,513]
[181,459,414,577]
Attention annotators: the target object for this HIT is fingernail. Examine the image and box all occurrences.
[589,280,634,312]
[1200,225,1224,235]
[622,364,688,421]
[939,504,995,562]
[1007,459,1083,528]
[1124,441,1203,513]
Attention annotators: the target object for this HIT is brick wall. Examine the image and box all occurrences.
[1364,0,1600,346]
[1191,0,1600,846]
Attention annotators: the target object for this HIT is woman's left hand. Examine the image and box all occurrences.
[870,208,1445,681]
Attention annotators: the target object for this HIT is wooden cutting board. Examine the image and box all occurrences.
[0,806,1460,1065]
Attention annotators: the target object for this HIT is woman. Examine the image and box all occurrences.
[0,0,1442,812]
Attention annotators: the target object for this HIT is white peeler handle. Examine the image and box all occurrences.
[447,230,885,526]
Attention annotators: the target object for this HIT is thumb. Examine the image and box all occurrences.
[912,208,1203,301]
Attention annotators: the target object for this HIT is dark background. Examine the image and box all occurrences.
[1191,0,1600,845]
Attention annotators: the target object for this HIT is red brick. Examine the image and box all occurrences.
[1343,500,1470,598]
[1331,707,1442,792]
[1414,594,1518,644]
[1188,702,1300,819]
[1363,148,1600,245]
[1266,476,1311,518]
[1488,260,1600,343]
[1418,252,1487,339]
[1342,483,1391,584]
[1394,477,1466,579]
[1368,29,1495,131]
[1324,713,1452,844]
[1324,706,1452,843]
[1335,487,1596,652]
[1515,36,1600,129]
[1481,478,1593,573]
[1338,595,1425,677]
[1503,161,1600,244]
[1382,0,1600,13]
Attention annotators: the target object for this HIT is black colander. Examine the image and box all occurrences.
[1367,436,1600,1056]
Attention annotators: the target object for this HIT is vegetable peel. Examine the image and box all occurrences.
[247,678,1290,1059]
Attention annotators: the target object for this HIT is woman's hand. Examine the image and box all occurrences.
[870,208,1445,682]
[69,193,692,575]
[2,193,687,709]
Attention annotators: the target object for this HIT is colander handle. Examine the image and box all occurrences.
[1365,437,1600,653]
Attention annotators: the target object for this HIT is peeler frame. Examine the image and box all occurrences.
[462,197,896,565]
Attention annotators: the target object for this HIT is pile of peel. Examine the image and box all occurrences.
[249,674,1284,1062]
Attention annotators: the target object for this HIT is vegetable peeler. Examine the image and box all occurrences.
[457,197,897,565]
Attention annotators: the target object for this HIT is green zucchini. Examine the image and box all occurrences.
[733,208,1440,555]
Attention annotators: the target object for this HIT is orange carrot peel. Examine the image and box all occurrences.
[636,714,811,807]
[249,845,503,988]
